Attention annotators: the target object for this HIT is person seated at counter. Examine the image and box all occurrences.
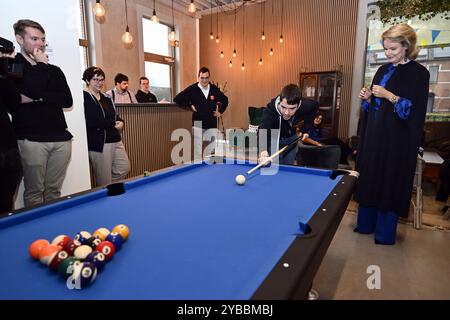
[106,73,137,104]
[135,77,157,103]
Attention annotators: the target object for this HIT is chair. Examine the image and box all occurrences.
[248,106,265,126]
[296,144,341,170]
[230,106,265,149]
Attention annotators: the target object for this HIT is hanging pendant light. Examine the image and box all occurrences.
[260,2,265,40]
[270,48,274,56]
[169,29,176,42]
[259,58,263,66]
[279,0,284,43]
[168,0,176,42]
[232,5,237,58]
[188,0,196,14]
[220,51,224,58]
[122,26,133,44]
[209,1,213,40]
[151,0,159,23]
[93,0,105,17]
[122,0,132,45]
[229,60,232,68]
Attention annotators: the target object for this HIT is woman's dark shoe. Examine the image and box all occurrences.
[374,239,394,245]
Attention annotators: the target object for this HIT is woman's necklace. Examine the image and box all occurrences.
[89,88,101,101]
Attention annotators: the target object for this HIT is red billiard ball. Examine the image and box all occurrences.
[51,235,71,248]
[49,250,70,272]
[64,239,82,256]
[96,241,115,260]
[105,232,123,251]
[29,239,49,260]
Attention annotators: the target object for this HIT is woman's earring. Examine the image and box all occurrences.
[404,50,408,62]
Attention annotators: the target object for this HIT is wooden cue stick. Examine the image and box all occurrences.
[246,134,303,175]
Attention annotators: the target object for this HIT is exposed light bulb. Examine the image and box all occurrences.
[93,0,105,17]
[279,35,284,43]
[270,48,274,55]
[210,32,214,40]
[122,26,133,44]
[220,51,224,58]
[188,1,196,13]
[241,63,245,70]
[216,36,219,43]
[261,32,265,40]
[233,49,236,57]
[259,58,263,66]
[168,30,176,42]
[151,10,159,23]
[229,60,232,68]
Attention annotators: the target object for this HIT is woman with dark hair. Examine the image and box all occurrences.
[305,113,354,165]
[82,67,130,186]
[354,24,430,245]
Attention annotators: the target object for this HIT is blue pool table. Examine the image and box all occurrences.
[0,159,357,300]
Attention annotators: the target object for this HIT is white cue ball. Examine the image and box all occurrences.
[235,174,246,185]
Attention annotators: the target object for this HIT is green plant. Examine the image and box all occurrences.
[377,0,450,23]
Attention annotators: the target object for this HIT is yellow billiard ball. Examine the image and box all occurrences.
[112,224,129,241]
[93,228,110,241]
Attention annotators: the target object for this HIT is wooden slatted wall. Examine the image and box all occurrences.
[199,0,359,138]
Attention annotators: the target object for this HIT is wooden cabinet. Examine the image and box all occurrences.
[299,71,342,137]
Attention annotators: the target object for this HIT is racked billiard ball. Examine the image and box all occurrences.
[93,228,110,241]
[112,224,129,241]
[49,250,70,272]
[39,244,62,266]
[105,232,123,251]
[77,262,98,288]
[96,241,115,260]
[85,251,106,271]
[74,245,93,260]
[51,235,71,248]
[85,236,102,250]
[64,239,82,256]
[29,239,49,260]
[58,257,82,279]
[74,231,92,245]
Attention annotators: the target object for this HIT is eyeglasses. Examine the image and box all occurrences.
[91,78,105,83]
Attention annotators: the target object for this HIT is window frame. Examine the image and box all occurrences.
[142,16,176,100]
[77,0,90,71]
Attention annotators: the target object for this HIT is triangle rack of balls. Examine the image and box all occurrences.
[29,224,129,290]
